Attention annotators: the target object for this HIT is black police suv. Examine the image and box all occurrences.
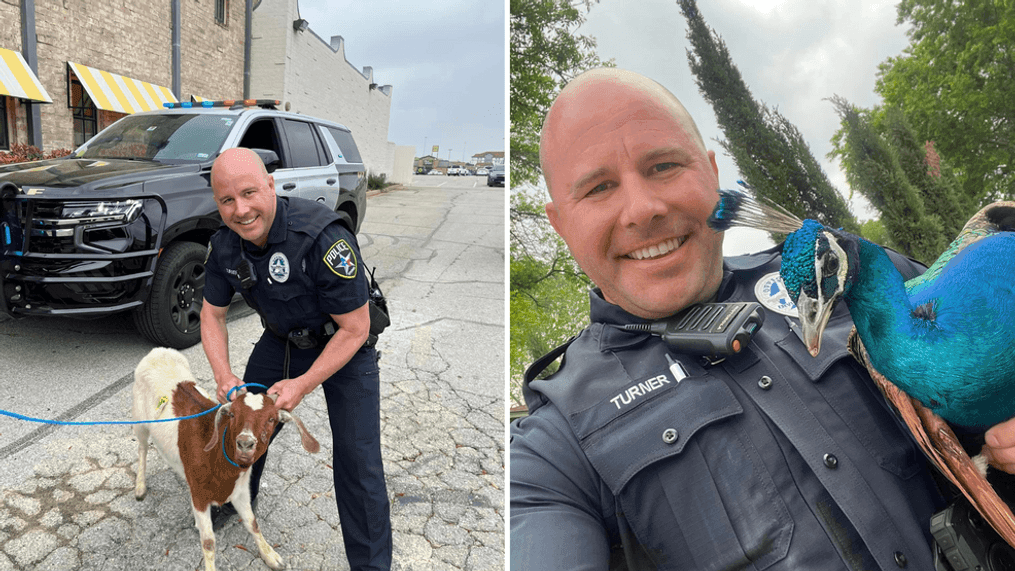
[0,100,367,348]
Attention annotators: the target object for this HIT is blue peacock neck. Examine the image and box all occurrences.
[840,237,932,396]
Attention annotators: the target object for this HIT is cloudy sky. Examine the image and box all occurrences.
[577,0,912,254]
[295,0,506,162]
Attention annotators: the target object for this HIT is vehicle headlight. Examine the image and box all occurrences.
[60,200,143,224]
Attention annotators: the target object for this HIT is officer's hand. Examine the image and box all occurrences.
[984,417,1015,474]
[215,373,244,404]
[268,378,307,412]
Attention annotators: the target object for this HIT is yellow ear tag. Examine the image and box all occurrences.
[156,395,169,412]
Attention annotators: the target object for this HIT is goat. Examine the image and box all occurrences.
[131,347,320,571]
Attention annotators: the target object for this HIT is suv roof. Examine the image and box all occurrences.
[144,104,354,133]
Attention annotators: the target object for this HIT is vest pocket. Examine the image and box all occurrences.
[777,329,922,479]
[579,376,793,570]
[261,280,320,319]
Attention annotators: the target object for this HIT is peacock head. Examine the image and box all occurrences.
[707,186,858,357]
[781,220,857,356]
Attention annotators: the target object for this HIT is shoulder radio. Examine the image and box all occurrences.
[622,302,765,359]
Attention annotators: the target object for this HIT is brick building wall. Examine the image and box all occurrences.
[249,0,394,177]
[2,0,25,149]
[1,0,244,152]
[180,0,245,101]
[1,1,21,51]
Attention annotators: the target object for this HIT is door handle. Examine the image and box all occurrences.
[326,178,337,185]
[282,183,296,191]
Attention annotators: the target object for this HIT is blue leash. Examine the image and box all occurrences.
[0,383,269,426]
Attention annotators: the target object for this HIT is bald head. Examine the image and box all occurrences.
[211,147,269,191]
[539,68,707,196]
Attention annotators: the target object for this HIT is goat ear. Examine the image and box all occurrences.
[204,403,231,452]
[268,392,280,403]
[279,410,320,453]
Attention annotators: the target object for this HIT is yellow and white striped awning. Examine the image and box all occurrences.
[191,94,207,103]
[68,61,176,114]
[0,47,51,103]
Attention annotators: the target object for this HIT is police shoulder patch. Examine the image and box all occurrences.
[323,239,357,279]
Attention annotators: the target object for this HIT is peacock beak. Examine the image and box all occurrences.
[795,290,837,357]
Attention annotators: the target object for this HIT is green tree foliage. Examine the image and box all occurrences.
[678,0,858,233]
[509,0,610,405]
[877,0,1015,206]
[510,0,608,186]
[509,189,591,407]
[828,98,956,263]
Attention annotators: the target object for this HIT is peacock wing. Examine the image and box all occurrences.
[849,329,1015,548]
[906,201,1015,295]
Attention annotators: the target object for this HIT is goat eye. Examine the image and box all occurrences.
[822,253,839,277]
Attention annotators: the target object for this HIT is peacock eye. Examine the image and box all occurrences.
[822,253,839,277]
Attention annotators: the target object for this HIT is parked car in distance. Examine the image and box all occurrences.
[487,165,505,187]
[476,167,489,176]
[428,169,443,175]
[0,99,367,349]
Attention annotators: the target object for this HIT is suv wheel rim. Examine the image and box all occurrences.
[170,262,204,334]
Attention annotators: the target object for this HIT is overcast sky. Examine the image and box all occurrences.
[294,0,506,162]
[577,0,912,254]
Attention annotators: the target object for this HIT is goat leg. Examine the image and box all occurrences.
[133,425,149,500]
[234,492,284,569]
[191,502,218,571]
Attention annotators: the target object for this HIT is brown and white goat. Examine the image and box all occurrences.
[132,347,319,571]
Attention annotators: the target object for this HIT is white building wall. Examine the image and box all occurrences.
[249,0,393,177]
[390,145,415,185]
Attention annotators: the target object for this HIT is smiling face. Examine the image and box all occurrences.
[211,148,277,248]
[541,70,725,319]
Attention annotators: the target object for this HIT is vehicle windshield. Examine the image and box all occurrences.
[74,113,235,162]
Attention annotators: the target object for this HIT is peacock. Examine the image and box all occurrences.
[709,187,1015,545]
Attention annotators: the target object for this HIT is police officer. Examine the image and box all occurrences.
[201,148,392,571]
[510,68,950,570]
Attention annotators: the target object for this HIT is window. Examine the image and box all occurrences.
[215,0,227,25]
[327,127,363,163]
[283,119,324,168]
[238,119,284,159]
[70,79,97,147]
[0,97,8,150]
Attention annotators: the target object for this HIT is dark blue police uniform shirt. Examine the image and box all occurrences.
[204,196,368,335]
[510,247,945,571]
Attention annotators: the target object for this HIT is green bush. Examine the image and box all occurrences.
[367,171,394,190]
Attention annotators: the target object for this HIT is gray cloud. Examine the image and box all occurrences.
[295,0,505,159]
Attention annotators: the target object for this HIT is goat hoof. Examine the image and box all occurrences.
[262,548,284,570]
[134,485,147,501]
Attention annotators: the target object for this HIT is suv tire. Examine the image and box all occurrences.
[133,241,207,348]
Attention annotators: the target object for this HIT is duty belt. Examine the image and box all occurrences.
[262,317,377,348]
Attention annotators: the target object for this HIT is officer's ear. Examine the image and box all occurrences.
[266,174,275,192]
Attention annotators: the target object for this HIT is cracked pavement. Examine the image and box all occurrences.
[0,179,505,570]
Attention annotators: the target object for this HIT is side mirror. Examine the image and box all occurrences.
[250,149,281,173]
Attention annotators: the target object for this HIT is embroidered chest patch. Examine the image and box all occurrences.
[269,252,290,283]
[754,271,798,317]
[324,239,357,279]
